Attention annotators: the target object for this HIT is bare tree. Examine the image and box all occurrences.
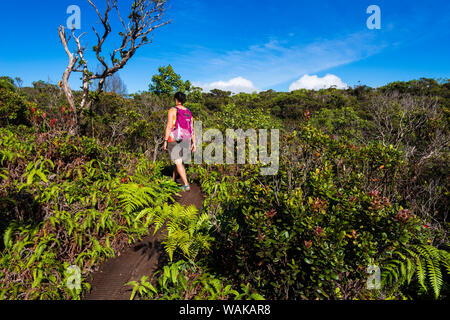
[133,91,170,112]
[93,65,128,96]
[366,92,448,159]
[58,0,171,134]
[14,77,23,89]
[367,91,449,230]
[366,91,449,183]
[104,73,128,96]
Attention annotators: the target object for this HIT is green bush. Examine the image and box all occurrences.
[310,106,370,142]
[0,128,179,299]
[0,89,31,126]
[188,124,446,299]
[0,77,16,92]
[1,76,448,301]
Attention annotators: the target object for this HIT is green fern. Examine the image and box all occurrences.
[419,245,443,298]
[115,167,212,262]
[117,183,213,263]
[117,183,159,213]
[382,244,449,299]
[152,203,214,262]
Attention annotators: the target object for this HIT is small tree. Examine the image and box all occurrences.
[14,77,23,89]
[0,77,16,91]
[104,73,128,96]
[58,0,171,134]
[149,65,191,95]
[93,65,128,96]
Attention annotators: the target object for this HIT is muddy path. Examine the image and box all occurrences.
[83,180,204,300]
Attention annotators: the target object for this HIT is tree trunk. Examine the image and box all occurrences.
[58,26,79,135]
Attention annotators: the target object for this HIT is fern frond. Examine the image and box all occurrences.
[150,202,213,262]
[405,257,415,285]
[438,250,450,274]
[414,253,427,291]
[419,245,443,299]
[381,243,449,298]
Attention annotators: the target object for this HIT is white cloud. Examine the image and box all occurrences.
[195,77,259,94]
[138,31,387,91]
[289,74,348,91]
[185,31,385,90]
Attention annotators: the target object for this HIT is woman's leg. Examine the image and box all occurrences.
[174,159,189,186]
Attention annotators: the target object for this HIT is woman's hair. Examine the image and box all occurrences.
[174,91,186,104]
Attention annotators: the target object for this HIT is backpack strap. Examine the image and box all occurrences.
[170,107,178,129]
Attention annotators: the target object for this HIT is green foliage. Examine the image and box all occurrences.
[0,126,34,166]
[1,76,448,301]
[187,86,203,103]
[195,274,264,300]
[382,244,449,299]
[202,89,232,111]
[188,124,436,299]
[0,128,179,299]
[0,77,16,92]
[0,89,31,126]
[310,106,369,142]
[117,182,173,213]
[116,170,212,262]
[151,203,213,262]
[21,156,54,186]
[216,103,282,131]
[379,78,446,96]
[149,65,191,96]
[126,275,158,300]
[126,259,264,300]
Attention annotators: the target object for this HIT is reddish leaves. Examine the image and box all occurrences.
[304,109,311,122]
[304,240,312,250]
[314,226,324,237]
[264,209,276,219]
[368,189,391,210]
[396,209,412,223]
[312,197,327,213]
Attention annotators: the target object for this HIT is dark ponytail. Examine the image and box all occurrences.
[174,91,186,104]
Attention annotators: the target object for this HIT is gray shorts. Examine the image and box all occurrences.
[167,140,191,163]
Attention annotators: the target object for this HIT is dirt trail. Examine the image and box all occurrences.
[83,181,204,300]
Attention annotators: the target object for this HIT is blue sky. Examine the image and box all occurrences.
[0,0,449,93]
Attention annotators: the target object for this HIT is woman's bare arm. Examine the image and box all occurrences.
[163,108,176,149]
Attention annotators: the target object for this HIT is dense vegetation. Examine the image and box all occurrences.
[0,73,448,300]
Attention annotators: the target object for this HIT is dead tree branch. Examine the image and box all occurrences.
[58,0,171,135]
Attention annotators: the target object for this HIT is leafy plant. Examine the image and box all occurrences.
[126,275,158,300]
[151,203,214,262]
[382,244,450,299]
[125,260,264,300]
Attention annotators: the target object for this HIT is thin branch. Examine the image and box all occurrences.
[58,0,171,134]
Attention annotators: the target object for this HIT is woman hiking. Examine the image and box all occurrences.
[163,92,196,191]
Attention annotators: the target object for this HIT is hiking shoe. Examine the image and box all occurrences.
[180,185,191,192]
